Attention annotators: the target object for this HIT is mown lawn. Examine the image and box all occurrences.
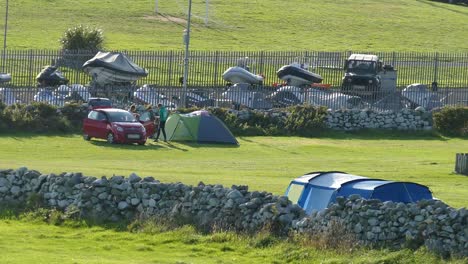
[1,0,467,51]
[0,133,466,208]
[0,133,467,263]
[0,218,465,264]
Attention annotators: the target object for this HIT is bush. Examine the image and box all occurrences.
[284,104,328,136]
[0,102,76,133]
[433,106,468,137]
[60,25,104,51]
[208,108,283,136]
[59,102,88,129]
[1,103,329,137]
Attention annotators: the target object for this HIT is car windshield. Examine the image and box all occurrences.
[347,60,376,74]
[107,111,138,123]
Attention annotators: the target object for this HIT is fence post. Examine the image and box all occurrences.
[28,50,34,88]
[168,50,173,86]
[433,52,439,85]
[214,51,219,86]
[455,153,468,176]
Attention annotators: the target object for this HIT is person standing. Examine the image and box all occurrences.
[154,103,168,142]
[145,104,157,139]
[128,104,140,120]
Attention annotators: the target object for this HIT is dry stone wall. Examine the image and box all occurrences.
[233,107,433,131]
[325,107,433,131]
[0,167,466,258]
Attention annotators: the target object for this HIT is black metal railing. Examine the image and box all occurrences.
[1,85,466,112]
[0,50,467,89]
[0,50,467,111]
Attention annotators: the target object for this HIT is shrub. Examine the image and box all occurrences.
[0,102,75,133]
[284,104,328,136]
[433,106,468,137]
[0,101,8,130]
[60,25,104,51]
[59,102,88,129]
[292,220,358,252]
[208,107,288,136]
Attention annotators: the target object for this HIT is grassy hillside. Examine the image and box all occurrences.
[0,134,466,208]
[0,0,467,51]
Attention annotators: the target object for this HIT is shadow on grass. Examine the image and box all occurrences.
[416,0,468,17]
[89,140,238,151]
[315,129,451,141]
[88,140,192,152]
[0,131,77,139]
[239,129,452,142]
[0,130,460,142]
[168,141,240,149]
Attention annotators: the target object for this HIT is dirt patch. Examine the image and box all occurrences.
[143,15,187,24]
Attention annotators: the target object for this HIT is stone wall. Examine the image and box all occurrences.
[293,195,467,257]
[326,107,433,131]
[233,107,434,131]
[0,167,466,258]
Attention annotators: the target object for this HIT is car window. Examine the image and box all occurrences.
[88,111,98,120]
[139,112,150,122]
[107,111,137,123]
[96,112,107,121]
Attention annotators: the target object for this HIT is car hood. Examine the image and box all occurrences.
[345,72,377,78]
[112,122,143,128]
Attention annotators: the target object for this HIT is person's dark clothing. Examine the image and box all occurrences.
[155,120,166,141]
[155,106,168,141]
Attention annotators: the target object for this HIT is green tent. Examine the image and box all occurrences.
[166,110,238,144]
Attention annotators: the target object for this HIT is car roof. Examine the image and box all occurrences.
[348,54,379,62]
[95,108,128,113]
[89,97,111,101]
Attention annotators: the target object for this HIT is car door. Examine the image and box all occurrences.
[83,111,99,137]
[95,111,109,139]
[138,111,155,138]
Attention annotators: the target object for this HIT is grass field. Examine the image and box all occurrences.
[0,133,466,208]
[1,218,465,264]
[0,133,467,263]
[0,0,467,51]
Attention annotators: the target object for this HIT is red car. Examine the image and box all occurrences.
[83,108,155,145]
[87,97,112,110]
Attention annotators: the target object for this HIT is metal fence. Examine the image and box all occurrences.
[1,50,467,89]
[1,85,466,112]
[0,50,467,111]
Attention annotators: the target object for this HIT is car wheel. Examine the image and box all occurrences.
[138,141,146,146]
[83,134,91,141]
[107,133,115,144]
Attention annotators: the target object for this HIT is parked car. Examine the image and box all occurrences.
[221,83,272,109]
[269,86,366,109]
[82,108,154,145]
[87,97,112,110]
[173,90,215,108]
[133,85,177,110]
[54,84,91,102]
[267,86,304,107]
[138,110,157,139]
[33,89,65,106]
[402,83,442,110]
[0,88,19,105]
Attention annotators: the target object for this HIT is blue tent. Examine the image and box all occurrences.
[285,171,433,214]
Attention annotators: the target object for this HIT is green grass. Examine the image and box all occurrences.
[0,133,466,208]
[0,133,467,263]
[0,0,467,51]
[0,218,465,264]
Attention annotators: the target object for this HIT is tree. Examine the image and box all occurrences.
[59,25,104,51]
